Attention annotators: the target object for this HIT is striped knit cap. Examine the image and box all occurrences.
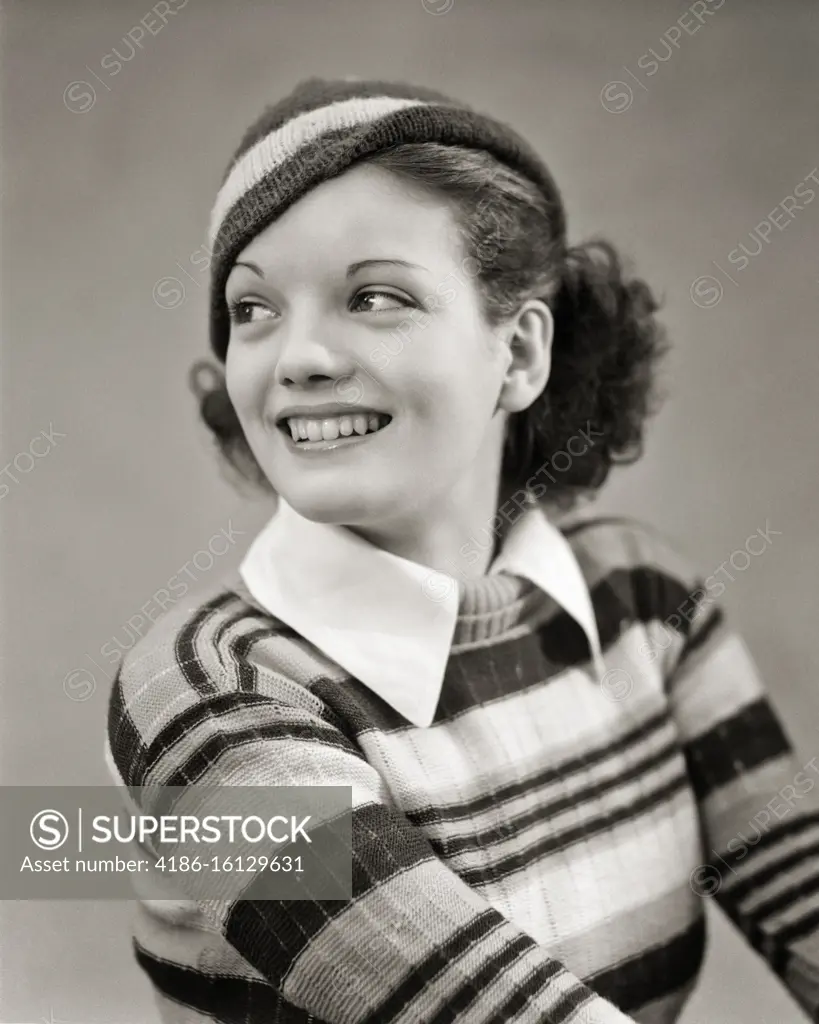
[207,77,566,363]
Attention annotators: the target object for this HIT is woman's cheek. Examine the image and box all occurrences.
[227,364,265,422]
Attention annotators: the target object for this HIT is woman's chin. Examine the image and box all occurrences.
[276,484,390,526]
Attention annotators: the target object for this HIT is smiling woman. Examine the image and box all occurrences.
[219,159,563,543]
[104,76,819,1024]
[198,140,667,553]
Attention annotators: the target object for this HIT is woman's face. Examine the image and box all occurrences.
[224,163,512,527]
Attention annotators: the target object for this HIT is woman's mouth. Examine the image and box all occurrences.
[277,411,393,452]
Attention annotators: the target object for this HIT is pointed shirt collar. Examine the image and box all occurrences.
[239,498,605,728]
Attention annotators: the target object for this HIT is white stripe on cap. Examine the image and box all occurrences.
[208,96,435,248]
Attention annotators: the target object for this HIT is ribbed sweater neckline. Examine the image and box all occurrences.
[452,571,536,647]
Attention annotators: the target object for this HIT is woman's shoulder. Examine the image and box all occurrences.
[109,569,299,707]
[560,512,697,573]
[105,570,328,786]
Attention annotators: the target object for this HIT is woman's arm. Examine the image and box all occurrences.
[107,661,637,1024]
[645,531,819,1022]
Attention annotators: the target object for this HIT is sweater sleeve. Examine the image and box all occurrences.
[107,660,637,1024]
[640,528,819,1022]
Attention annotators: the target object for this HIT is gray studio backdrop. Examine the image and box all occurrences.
[2,0,817,1021]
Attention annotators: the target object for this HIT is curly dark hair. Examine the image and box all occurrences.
[189,142,671,515]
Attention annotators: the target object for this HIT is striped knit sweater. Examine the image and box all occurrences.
[105,515,819,1024]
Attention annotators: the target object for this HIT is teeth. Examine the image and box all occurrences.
[321,418,340,441]
[284,413,390,443]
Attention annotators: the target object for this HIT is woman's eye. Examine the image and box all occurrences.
[227,300,277,326]
[351,290,412,313]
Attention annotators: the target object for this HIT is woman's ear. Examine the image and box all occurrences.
[496,299,554,414]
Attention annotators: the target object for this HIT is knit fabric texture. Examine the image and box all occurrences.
[206,76,566,363]
[105,515,819,1024]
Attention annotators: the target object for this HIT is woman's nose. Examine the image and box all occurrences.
[274,325,355,388]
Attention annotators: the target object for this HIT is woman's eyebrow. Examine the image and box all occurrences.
[229,257,428,281]
[346,258,427,276]
[232,260,265,278]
